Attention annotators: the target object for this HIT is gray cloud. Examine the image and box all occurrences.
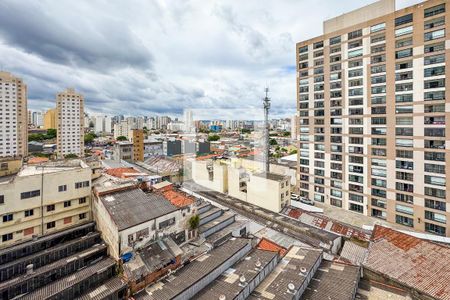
[0,0,424,119]
[0,1,153,71]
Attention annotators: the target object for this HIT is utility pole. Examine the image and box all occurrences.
[263,87,271,173]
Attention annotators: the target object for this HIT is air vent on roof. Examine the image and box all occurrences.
[238,275,247,287]
[104,196,115,202]
[287,283,296,294]
[300,267,307,274]
[219,295,226,300]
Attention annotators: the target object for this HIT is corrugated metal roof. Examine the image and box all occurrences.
[100,188,178,231]
[363,225,450,300]
[339,241,368,266]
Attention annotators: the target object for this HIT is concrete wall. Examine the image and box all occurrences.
[324,0,395,34]
[247,174,290,213]
[92,194,120,259]
[192,160,228,193]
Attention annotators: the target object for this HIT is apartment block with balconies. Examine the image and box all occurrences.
[296,0,449,236]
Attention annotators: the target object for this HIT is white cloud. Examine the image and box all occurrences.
[0,0,425,118]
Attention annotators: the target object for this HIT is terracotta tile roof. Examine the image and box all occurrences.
[363,225,450,300]
[196,154,219,160]
[256,238,287,257]
[28,157,49,164]
[161,189,194,208]
[105,167,140,178]
[282,207,371,241]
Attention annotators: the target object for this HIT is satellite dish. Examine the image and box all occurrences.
[288,283,295,291]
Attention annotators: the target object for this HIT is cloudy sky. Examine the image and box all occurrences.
[0,0,421,119]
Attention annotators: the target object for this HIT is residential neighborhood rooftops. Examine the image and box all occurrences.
[99,188,178,231]
[249,246,323,300]
[135,238,251,300]
[302,261,360,300]
[363,225,450,300]
[196,249,279,300]
[105,167,144,178]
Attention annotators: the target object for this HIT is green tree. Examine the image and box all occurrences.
[188,215,200,230]
[208,134,220,142]
[64,153,78,159]
[116,136,128,141]
[269,138,278,146]
[46,128,57,138]
[28,133,44,142]
[283,131,291,137]
[84,133,96,144]
[289,149,298,155]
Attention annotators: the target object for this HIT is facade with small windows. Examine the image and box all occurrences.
[296,0,449,236]
[93,184,193,259]
[56,88,84,158]
[0,159,92,248]
[0,72,28,158]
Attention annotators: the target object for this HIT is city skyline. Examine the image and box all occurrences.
[0,0,422,118]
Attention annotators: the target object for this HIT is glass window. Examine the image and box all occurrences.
[396,48,413,59]
[371,23,386,32]
[424,42,445,53]
[424,4,445,18]
[424,16,445,30]
[348,29,362,40]
[424,66,445,77]
[348,49,363,58]
[395,26,413,37]
[329,36,341,45]
[395,14,413,27]
[425,29,445,41]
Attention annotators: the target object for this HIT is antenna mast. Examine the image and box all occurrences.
[263,87,271,173]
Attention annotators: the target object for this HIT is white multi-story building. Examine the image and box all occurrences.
[56,88,84,157]
[184,110,194,132]
[113,120,130,139]
[94,115,104,133]
[104,116,112,133]
[31,111,43,128]
[0,71,27,158]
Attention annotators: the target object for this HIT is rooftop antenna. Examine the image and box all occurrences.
[263,87,271,173]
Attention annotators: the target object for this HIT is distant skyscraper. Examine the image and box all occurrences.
[56,88,84,157]
[104,116,112,133]
[114,120,129,139]
[31,111,43,127]
[0,71,28,157]
[94,115,104,133]
[184,110,194,132]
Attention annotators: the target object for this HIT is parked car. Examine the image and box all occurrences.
[299,197,315,206]
[291,193,300,200]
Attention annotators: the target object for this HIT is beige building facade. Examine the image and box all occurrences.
[192,158,290,212]
[0,160,92,248]
[0,71,28,158]
[296,0,449,236]
[56,88,85,157]
[43,108,56,129]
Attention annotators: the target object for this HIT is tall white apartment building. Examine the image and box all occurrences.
[0,71,27,158]
[31,111,43,128]
[94,115,104,133]
[184,110,194,132]
[104,116,112,133]
[113,120,130,139]
[56,88,84,157]
[296,0,449,236]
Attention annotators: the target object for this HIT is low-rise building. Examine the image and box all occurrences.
[93,184,192,259]
[113,141,133,161]
[0,157,22,177]
[0,159,92,248]
[192,158,291,212]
